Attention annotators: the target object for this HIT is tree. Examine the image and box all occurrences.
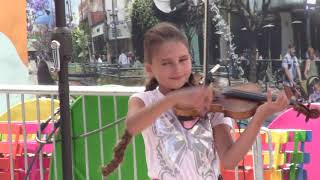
[71,27,90,63]
[27,0,52,34]
[131,0,159,61]
[32,25,52,62]
[131,0,204,62]
[223,0,271,82]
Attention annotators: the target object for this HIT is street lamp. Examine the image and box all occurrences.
[262,24,275,59]
[262,24,275,87]
[306,0,316,48]
[292,20,303,59]
[108,1,119,64]
[240,27,247,31]
[240,27,248,52]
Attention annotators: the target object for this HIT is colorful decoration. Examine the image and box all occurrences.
[222,128,312,180]
[269,104,320,179]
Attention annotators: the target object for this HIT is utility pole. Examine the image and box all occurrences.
[102,0,107,39]
[111,0,119,61]
[52,0,73,179]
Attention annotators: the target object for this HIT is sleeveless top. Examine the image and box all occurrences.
[130,88,233,180]
[307,60,318,78]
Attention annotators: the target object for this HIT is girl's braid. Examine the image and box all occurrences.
[101,129,132,176]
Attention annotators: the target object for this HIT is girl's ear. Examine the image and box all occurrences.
[144,63,153,76]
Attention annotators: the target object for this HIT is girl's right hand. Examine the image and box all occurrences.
[167,86,213,116]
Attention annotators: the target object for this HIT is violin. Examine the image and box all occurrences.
[174,82,320,123]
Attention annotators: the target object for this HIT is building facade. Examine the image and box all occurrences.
[105,0,133,63]
[78,0,132,63]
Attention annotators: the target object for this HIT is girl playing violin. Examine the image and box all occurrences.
[102,22,289,180]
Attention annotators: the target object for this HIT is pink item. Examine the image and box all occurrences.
[268,103,320,179]
[0,122,54,180]
[17,122,54,154]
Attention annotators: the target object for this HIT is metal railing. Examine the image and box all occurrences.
[0,84,268,180]
[67,63,233,85]
[66,60,285,84]
[0,85,144,180]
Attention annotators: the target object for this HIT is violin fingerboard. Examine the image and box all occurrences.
[222,89,267,102]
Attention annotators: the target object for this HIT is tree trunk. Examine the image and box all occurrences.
[248,31,258,82]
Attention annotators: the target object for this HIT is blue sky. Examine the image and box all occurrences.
[70,0,81,24]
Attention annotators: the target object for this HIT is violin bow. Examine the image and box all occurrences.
[203,0,209,85]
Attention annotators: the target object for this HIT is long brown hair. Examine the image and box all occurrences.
[102,22,191,177]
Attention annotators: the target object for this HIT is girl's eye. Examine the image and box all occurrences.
[161,62,170,66]
[179,58,188,62]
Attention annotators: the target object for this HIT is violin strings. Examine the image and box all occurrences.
[225,89,279,101]
[225,89,266,100]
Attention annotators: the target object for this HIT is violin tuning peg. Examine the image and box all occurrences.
[297,111,301,117]
[305,116,310,123]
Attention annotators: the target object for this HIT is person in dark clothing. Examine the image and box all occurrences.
[37,60,56,85]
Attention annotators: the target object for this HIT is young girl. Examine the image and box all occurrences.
[309,79,320,103]
[102,22,289,179]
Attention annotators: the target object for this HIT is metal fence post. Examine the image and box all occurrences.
[52,0,73,179]
[118,64,121,81]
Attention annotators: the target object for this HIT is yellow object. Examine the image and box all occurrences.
[269,130,288,143]
[264,168,282,180]
[0,98,59,121]
[263,151,286,167]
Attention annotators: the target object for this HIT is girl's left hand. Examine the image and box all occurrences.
[256,90,289,118]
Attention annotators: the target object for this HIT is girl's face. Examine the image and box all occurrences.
[145,41,192,94]
[315,83,320,92]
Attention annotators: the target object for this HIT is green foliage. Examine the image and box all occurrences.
[71,27,90,63]
[131,0,159,30]
[130,0,204,61]
[32,26,52,61]
[131,0,159,60]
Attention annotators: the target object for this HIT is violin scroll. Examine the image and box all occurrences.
[293,102,320,122]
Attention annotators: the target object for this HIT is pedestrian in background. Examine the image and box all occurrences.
[304,47,319,79]
[282,44,302,99]
[127,51,134,65]
[118,50,130,67]
[37,60,55,85]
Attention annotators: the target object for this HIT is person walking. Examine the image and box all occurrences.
[282,44,302,99]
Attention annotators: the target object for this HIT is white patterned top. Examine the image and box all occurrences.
[130,88,233,180]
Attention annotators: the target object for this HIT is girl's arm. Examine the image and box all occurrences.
[296,65,302,82]
[304,59,310,79]
[214,91,288,169]
[125,96,175,135]
[213,113,266,169]
[126,86,213,135]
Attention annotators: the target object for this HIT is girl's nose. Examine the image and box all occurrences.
[172,63,182,73]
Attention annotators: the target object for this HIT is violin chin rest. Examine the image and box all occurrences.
[173,105,199,117]
[177,116,196,122]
